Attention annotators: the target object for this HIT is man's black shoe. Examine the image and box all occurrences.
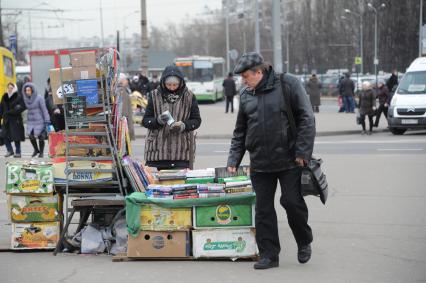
[298,244,312,264]
[253,257,279,270]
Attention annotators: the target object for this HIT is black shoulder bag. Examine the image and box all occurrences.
[280,74,328,205]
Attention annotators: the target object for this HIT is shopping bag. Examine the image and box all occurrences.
[233,96,239,112]
[356,110,361,125]
[301,158,328,205]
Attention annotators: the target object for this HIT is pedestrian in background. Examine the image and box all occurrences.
[227,52,315,270]
[374,80,389,127]
[339,73,355,113]
[45,78,65,132]
[358,81,376,135]
[305,74,322,113]
[142,65,201,170]
[223,72,237,113]
[386,69,398,94]
[22,82,51,158]
[0,83,26,158]
[116,73,135,140]
[337,75,345,113]
[147,74,160,95]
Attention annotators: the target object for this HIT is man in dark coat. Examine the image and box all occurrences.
[386,69,398,94]
[0,83,26,157]
[374,81,389,127]
[339,73,355,113]
[227,52,316,269]
[222,72,237,113]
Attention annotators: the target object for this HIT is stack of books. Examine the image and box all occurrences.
[156,169,187,185]
[222,176,253,195]
[186,168,215,184]
[172,184,199,200]
[145,185,173,199]
[197,184,226,198]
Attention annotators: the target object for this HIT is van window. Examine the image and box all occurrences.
[3,56,13,77]
[397,71,426,94]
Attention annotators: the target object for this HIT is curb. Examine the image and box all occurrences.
[134,129,389,140]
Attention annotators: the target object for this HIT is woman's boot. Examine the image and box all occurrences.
[30,137,39,157]
[38,138,45,158]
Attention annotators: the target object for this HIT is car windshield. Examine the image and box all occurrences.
[397,71,426,94]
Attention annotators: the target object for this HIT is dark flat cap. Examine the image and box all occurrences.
[233,52,264,74]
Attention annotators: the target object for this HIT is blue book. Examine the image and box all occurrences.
[76,79,98,106]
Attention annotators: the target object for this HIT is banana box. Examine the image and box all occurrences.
[11,222,59,250]
[192,228,258,259]
[140,205,192,231]
[52,158,113,183]
[193,204,254,229]
[6,162,54,194]
[9,195,59,223]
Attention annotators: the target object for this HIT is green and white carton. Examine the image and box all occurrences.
[192,228,258,258]
[6,162,54,194]
[193,204,254,228]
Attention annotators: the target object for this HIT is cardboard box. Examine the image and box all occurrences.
[72,66,97,80]
[70,51,96,67]
[49,67,74,105]
[192,228,258,259]
[76,79,99,106]
[11,222,59,250]
[9,195,59,223]
[52,158,113,184]
[6,163,54,195]
[140,205,192,231]
[48,130,108,158]
[127,230,190,258]
[193,204,254,229]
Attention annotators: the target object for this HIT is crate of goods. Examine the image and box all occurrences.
[49,67,73,105]
[127,230,190,258]
[9,195,59,222]
[192,228,258,259]
[193,204,254,229]
[48,129,108,158]
[140,205,192,231]
[11,222,59,250]
[52,158,113,183]
[6,163,54,195]
[70,51,97,80]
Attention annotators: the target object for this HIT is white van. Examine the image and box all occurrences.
[388,57,426,135]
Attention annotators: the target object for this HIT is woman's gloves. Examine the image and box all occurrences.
[170,121,185,133]
[157,113,170,125]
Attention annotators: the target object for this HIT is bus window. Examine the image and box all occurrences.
[3,56,13,77]
[213,63,224,79]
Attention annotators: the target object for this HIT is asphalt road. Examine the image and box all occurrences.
[0,131,425,283]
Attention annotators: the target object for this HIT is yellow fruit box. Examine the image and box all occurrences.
[9,195,59,223]
[11,222,59,250]
[140,205,192,231]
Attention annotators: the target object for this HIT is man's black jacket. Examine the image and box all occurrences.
[227,67,315,172]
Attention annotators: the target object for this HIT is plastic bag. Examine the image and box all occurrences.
[81,224,106,254]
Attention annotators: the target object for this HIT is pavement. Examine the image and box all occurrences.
[133,97,390,139]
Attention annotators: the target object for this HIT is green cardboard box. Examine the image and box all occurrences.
[193,204,254,228]
[6,163,54,194]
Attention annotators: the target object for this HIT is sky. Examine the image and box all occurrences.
[3,0,223,39]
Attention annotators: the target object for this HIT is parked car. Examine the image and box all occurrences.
[388,57,426,135]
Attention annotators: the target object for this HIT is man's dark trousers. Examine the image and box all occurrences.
[225,96,234,113]
[251,167,313,259]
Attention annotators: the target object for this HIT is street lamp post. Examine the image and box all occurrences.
[368,3,385,88]
[225,0,230,73]
[344,8,363,75]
